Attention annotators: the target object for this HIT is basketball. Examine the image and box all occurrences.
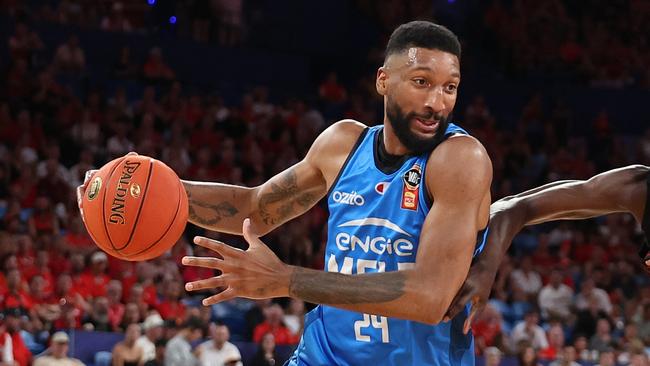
[81,154,188,261]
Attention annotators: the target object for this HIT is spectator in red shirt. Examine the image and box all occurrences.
[253,303,298,346]
[471,304,505,355]
[48,274,89,322]
[106,280,125,331]
[539,323,566,360]
[15,235,35,271]
[318,72,347,104]
[143,47,175,82]
[23,250,54,296]
[78,252,111,298]
[36,159,72,209]
[1,270,32,311]
[154,277,186,322]
[26,275,59,323]
[122,262,157,307]
[125,284,150,320]
[4,308,32,366]
[0,255,21,296]
[63,215,94,255]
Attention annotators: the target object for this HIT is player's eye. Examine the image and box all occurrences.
[445,84,458,93]
[412,78,427,87]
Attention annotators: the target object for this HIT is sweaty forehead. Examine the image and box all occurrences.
[387,47,460,74]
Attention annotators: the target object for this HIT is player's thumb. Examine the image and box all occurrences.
[463,307,477,335]
[242,218,261,248]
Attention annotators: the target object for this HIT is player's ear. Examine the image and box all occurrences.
[376,67,388,96]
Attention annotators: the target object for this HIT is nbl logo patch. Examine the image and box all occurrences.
[401,164,421,211]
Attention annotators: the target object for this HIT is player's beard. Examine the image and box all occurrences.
[386,97,450,155]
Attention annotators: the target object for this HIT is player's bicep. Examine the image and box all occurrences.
[251,159,327,232]
[414,137,492,318]
[415,197,487,312]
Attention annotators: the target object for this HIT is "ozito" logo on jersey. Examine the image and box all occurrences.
[332,191,365,206]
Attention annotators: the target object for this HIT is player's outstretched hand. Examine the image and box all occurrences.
[76,169,98,223]
[76,152,139,222]
[444,260,496,334]
[182,218,291,305]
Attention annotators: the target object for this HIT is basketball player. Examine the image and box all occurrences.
[444,164,650,334]
[178,21,492,365]
[76,21,490,365]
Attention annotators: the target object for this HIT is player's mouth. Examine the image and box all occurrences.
[412,117,439,134]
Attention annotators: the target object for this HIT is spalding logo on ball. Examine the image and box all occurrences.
[81,154,188,261]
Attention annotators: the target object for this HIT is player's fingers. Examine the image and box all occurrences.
[83,169,99,185]
[463,299,485,335]
[185,276,228,292]
[645,258,650,268]
[126,152,138,156]
[202,287,236,306]
[193,236,244,258]
[463,305,477,335]
[76,185,84,208]
[181,256,235,271]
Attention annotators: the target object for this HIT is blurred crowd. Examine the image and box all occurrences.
[0,0,649,365]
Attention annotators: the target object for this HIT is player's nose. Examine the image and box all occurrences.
[424,87,445,113]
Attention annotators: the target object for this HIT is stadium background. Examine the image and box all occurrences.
[0,0,649,365]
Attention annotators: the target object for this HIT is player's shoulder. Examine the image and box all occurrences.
[310,119,368,155]
[428,133,491,170]
[424,134,492,192]
[321,119,368,139]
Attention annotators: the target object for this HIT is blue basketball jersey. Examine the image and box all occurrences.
[287,123,488,366]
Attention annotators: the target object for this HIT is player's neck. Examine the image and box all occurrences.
[382,121,410,156]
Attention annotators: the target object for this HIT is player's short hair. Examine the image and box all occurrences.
[385,21,461,61]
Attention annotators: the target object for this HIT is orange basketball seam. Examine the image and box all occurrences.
[127,173,184,259]
[113,160,154,251]
[101,156,127,253]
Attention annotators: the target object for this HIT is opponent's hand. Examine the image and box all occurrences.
[443,261,496,334]
[182,218,291,305]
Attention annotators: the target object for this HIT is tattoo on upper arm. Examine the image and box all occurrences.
[289,268,406,304]
[187,190,239,227]
[258,169,319,225]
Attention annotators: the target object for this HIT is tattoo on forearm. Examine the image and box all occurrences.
[187,190,239,227]
[258,170,318,225]
[289,268,406,304]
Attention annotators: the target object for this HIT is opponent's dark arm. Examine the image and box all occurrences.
[445,164,649,321]
[483,165,648,265]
